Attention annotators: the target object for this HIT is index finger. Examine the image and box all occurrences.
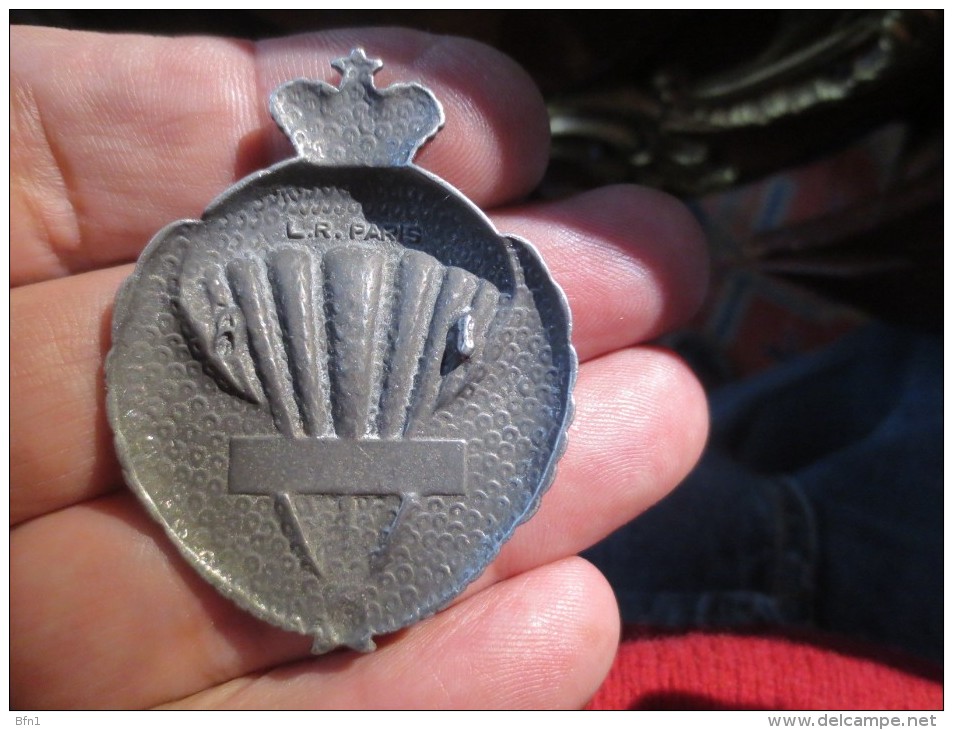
[11,26,549,286]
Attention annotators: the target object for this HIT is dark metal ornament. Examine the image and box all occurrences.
[107,49,576,653]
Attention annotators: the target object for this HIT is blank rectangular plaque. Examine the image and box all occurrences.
[229,437,467,497]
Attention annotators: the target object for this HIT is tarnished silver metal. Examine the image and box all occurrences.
[106,49,576,653]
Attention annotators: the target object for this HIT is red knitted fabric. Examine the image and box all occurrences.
[588,630,942,710]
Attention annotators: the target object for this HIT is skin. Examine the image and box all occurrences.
[11,25,710,709]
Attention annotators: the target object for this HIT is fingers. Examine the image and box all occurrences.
[494,185,708,355]
[11,493,308,709]
[163,558,618,709]
[11,265,130,525]
[12,510,615,710]
[11,185,706,524]
[10,345,703,708]
[12,26,548,285]
[465,347,708,596]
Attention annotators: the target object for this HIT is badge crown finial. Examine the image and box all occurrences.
[270,48,444,166]
[331,48,383,80]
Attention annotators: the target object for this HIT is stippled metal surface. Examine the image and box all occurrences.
[106,49,576,653]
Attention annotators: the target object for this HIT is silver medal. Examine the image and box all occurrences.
[107,49,576,653]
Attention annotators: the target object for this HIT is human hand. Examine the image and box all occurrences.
[11,25,708,709]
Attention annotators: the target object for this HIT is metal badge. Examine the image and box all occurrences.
[107,49,576,653]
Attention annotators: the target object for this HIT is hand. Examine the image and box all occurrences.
[11,25,708,709]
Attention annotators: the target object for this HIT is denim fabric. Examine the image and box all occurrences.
[584,324,942,664]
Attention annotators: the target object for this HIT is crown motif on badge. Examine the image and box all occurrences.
[270,48,445,166]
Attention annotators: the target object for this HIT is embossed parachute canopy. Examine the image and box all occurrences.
[107,49,576,653]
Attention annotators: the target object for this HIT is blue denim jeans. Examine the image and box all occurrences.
[584,324,942,664]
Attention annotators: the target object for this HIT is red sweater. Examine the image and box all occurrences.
[588,629,942,710]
